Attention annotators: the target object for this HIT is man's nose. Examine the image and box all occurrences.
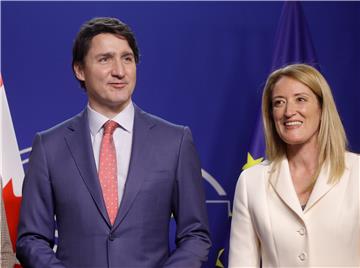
[111,59,125,77]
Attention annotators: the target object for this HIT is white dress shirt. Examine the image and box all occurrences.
[87,101,134,206]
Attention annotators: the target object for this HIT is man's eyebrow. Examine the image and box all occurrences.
[121,51,134,57]
[95,52,114,58]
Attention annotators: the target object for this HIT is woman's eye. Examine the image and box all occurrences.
[297,97,307,102]
[273,99,285,107]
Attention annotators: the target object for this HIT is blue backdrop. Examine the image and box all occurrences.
[2,2,360,267]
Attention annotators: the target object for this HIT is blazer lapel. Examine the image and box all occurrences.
[113,106,154,229]
[64,110,110,225]
[304,163,338,212]
[269,158,304,219]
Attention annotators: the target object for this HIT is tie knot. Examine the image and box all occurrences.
[103,120,118,135]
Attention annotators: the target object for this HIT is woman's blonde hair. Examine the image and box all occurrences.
[262,64,347,183]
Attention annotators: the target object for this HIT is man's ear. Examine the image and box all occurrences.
[73,63,85,81]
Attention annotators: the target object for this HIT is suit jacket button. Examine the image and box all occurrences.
[298,252,307,261]
[297,227,306,236]
[109,235,114,241]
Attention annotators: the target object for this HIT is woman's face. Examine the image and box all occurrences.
[271,76,322,147]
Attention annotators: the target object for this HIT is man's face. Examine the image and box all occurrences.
[74,33,136,117]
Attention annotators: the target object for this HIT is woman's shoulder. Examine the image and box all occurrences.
[234,160,273,202]
[239,160,272,183]
[243,159,270,171]
[345,151,360,164]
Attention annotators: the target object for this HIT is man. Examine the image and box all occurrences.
[16,17,211,267]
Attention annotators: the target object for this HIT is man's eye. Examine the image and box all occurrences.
[99,57,109,63]
[123,56,134,63]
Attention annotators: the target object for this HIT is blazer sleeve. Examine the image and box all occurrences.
[229,171,260,268]
[16,134,66,268]
[163,127,211,268]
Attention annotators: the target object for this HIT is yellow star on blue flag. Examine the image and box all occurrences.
[242,152,263,170]
[215,248,225,268]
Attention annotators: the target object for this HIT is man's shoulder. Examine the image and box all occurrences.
[38,110,86,138]
[135,105,187,133]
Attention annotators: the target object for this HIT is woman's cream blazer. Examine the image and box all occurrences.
[229,152,360,268]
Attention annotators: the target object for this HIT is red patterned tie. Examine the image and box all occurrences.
[98,120,119,225]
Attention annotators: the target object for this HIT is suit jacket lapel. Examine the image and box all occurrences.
[64,110,110,225]
[305,163,337,212]
[113,105,154,229]
[269,158,304,219]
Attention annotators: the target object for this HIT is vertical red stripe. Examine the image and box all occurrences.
[2,179,22,252]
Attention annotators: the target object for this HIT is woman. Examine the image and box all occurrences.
[229,64,360,267]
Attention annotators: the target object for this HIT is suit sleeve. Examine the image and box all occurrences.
[228,172,260,268]
[16,134,66,268]
[163,127,211,268]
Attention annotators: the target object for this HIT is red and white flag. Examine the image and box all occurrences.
[0,74,24,268]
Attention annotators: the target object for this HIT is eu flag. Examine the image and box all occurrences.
[245,1,319,169]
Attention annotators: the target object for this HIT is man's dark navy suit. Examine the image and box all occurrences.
[17,105,211,267]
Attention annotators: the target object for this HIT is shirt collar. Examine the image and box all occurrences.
[87,101,135,136]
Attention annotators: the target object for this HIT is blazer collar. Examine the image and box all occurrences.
[64,106,158,229]
[64,109,110,225]
[269,157,338,218]
[112,105,156,230]
[305,163,338,212]
[269,158,304,219]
